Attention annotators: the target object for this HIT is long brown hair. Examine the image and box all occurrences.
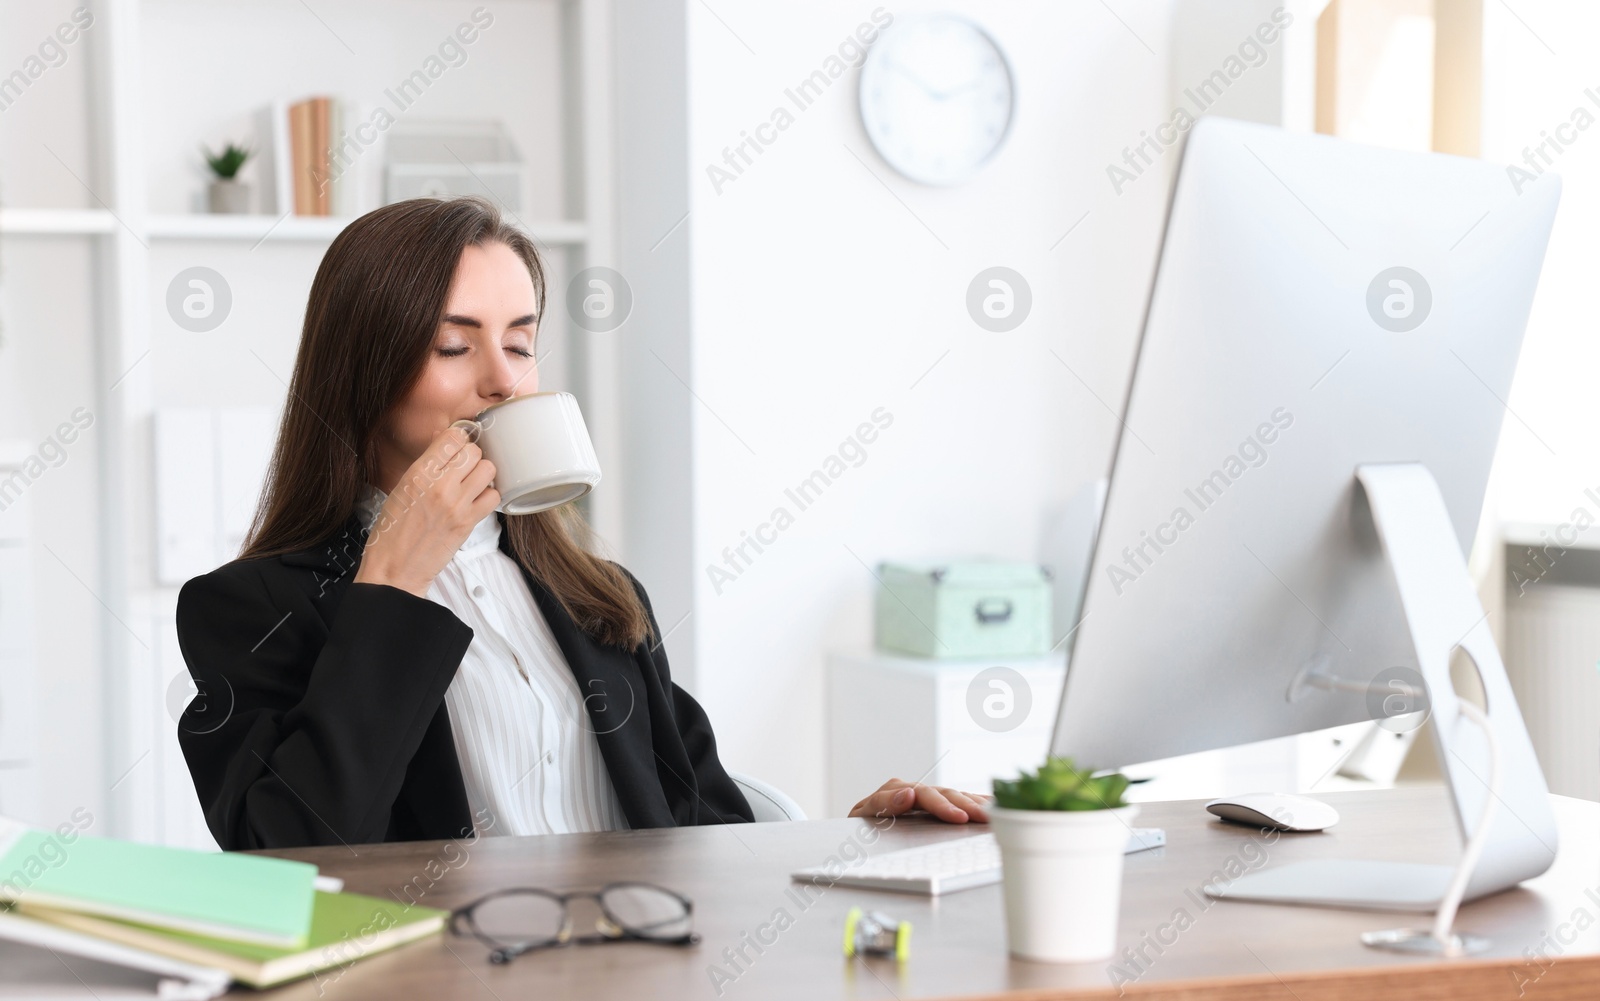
[240,196,652,649]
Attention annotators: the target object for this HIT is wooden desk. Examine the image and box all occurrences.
[252,787,1600,1000]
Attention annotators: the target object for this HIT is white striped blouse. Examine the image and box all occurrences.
[357,486,629,837]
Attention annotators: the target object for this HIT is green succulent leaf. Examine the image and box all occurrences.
[203,142,253,180]
[991,756,1129,811]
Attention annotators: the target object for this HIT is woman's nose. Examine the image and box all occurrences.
[483,345,537,400]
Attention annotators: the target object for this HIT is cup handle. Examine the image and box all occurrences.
[448,418,499,512]
[449,418,482,444]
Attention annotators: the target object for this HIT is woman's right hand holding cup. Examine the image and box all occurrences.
[353,426,499,598]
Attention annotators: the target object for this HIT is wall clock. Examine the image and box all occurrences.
[858,14,1015,186]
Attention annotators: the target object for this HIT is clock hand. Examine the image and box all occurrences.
[934,76,986,99]
[878,55,953,100]
[882,58,990,102]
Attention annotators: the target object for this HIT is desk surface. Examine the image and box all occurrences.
[249,787,1600,1000]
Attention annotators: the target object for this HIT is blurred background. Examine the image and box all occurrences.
[1,0,1596,848]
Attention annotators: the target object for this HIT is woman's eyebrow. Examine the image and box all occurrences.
[438,313,537,328]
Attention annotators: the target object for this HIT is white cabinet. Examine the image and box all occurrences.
[1502,572,1600,801]
[153,600,220,852]
[0,544,34,766]
[0,543,29,660]
[826,651,1066,816]
[0,441,38,821]
[826,649,1379,816]
[154,408,277,584]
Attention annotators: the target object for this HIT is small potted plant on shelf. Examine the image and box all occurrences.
[203,142,253,214]
[990,757,1137,963]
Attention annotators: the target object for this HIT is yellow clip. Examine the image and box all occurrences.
[844,905,911,962]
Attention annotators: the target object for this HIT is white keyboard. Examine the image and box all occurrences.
[791,828,1165,896]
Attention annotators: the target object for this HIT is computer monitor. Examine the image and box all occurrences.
[1049,116,1562,912]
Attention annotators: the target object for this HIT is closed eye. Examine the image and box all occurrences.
[437,344,533,359]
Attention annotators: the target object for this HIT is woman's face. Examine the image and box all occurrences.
[372,240,540,492]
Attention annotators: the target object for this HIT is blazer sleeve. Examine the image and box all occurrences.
[619,566,753,825]
[175,564,474,849]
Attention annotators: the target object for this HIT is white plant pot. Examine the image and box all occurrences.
[990,804,1139,963]
[207,179,251,214]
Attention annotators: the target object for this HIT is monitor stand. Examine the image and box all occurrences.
[1206,464,1558,937]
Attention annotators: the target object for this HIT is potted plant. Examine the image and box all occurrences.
[990,757,1137,962]
[203,142,253,214]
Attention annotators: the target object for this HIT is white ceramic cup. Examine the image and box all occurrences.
[989,803,1139,963]
[449,392,601,516]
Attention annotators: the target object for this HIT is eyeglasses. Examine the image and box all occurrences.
[449,882,699,964]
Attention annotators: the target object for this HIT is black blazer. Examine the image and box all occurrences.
[174,513,752,850]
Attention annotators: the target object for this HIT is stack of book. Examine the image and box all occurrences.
[288,96,336,216]
[251,96,366,218]
[0,817,445,995]
[245,100,525,219]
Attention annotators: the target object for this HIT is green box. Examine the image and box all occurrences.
[874,560,1053,659]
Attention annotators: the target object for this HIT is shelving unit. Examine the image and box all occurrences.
[2,209,591,245]
[0,441,39,823]
[0,209,119,235]
[147,214,590,244]
[0,0,619,848]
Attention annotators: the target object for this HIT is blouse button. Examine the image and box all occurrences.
[471,585,487,599]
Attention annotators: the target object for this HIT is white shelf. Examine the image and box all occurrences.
[2,210,588,246]
[145,213,588,245]
[1502,519,1600,552]
[0,208,117,235]
[146,213,355,241]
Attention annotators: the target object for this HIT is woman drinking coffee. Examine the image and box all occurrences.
[175,196,990,849]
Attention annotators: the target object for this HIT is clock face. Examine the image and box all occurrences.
[858,14,1015,186]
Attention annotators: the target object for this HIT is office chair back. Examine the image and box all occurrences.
[729,772,807,822]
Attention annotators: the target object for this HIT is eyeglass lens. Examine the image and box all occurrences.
[600,884,692,939]
[468,885,690,948]
[472,892,567,947]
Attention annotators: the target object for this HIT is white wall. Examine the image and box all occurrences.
[611,1,1324,817]
[609,0,1328,818]
[684,3,1172,816]
[1479,1,1600,529]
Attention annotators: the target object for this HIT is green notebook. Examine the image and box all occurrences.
[20,891,449,988]
[0,821,317,948]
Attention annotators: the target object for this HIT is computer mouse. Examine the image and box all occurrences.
[1204,792,1339,832]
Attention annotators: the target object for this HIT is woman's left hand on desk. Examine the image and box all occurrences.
[848,779,990,824]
